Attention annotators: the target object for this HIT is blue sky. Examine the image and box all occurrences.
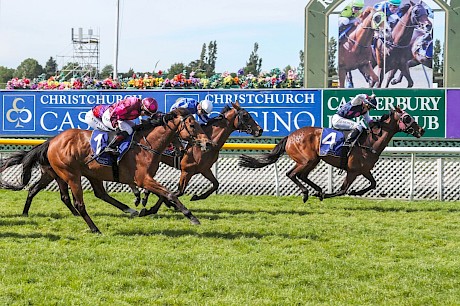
[0,0,308,74]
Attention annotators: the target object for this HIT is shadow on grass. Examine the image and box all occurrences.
[0,219,38,226]
[114,228,322,240]
[0,232,61,240]
[342,205,460,213]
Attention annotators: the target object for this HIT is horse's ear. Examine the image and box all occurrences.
[410,0,415,5]
[163,112,176,122]
[231,101,241,110]
[395,106,403,113]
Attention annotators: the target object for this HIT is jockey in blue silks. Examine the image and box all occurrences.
[170,98,214,124]
[331,93,378,147]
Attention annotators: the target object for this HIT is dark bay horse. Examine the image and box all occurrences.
[0,109,212,233]
[338,7,388,88]
[239,107,424,202]
[374,1,432,88]
[139,101,263,216]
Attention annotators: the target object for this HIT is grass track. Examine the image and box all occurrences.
[1,190,460,305]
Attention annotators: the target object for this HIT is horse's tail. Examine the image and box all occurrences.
[239,136,288,168]
[0,140,51,190]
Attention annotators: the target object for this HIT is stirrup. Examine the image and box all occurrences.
[104,146,120,155]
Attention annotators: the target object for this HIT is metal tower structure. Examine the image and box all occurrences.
[59,28,100,80]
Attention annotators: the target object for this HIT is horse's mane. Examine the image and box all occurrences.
[202,104,233,126]
[399,3,412,16]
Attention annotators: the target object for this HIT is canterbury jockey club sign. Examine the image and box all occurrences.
[0,89,450,138]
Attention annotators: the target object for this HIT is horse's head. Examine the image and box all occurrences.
[229,101,263,137]
[390,106,425,138]
[410,1,432,32]
[166,108,213,151]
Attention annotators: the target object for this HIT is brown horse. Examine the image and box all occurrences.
[374,1,432,88]
[338,7,388,88]
[0,108,212,233]
[139,101,263,216]
[239,107,424,201]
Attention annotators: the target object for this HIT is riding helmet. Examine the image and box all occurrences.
[388,0,401,6]
[200,99,213,114]
[141,97,159,113]
[352,0,365,8]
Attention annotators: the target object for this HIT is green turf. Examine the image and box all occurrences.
[0,190,459,305]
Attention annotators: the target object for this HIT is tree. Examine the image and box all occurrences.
[433,39,442,75]
[298,50,304,81]
[205,40,217,77]
[166,62,186,79]
[244,42,262,75]
[328,37,338,77]
[44,57,58,79]
[13,58,44,79]
[100,65,114,79]
[0,66,15,84]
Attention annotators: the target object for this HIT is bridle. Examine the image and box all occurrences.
[165,113,203,147]
[234,109,258,135]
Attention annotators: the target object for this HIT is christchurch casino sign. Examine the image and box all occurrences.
[304,0,460,88]
[0,90,322,137]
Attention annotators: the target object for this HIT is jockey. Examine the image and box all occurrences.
[84,96,159,154]
[374,0,402,28]
[331,93,377,147]
[338,0,365,33]
[170,98,213,124]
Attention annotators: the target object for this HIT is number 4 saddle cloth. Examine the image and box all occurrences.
[319,128,350,157]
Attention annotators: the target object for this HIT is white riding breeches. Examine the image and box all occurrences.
[101,108,135,135]
[331,114,363,131]
[84,110,110,132]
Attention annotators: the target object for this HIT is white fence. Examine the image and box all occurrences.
[2,147,459,202]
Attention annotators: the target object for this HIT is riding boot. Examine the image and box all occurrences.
[343,128,361,148]
[105,131,129,155]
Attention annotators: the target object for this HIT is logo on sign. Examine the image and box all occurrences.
[3,95,35,131]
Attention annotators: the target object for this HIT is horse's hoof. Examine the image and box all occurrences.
[190,216,201,225]
[316,193,325,201]
[134,199,140,207]
[130,211,139,217]
[139,208,147,217]
[190,194,199,201]
[302,194,309,203]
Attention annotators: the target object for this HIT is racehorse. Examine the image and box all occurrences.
[374,1,432,88]
[239,106,424,201]
[138,101,263,216]
[389,28,433,86]
[0,108,212,233]
[338,7,388,88]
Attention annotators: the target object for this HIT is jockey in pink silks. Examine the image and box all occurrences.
[84,96,159,154]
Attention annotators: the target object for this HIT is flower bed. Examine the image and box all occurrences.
[6,69,303,90]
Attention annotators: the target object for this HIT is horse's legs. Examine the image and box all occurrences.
[22,171,54,216]
[298,170,324,201]
[140,176,200,225]
[139,196,165,216]
[348,171,376,196]
[324,171,359,199]
[66,176,100,233]
[129,184,141,207]
[55,175,80,216]
[286,164,312,203]
[190,169,219,201]
[141,190,150,207]
[88,178,138,217]
[385,69,398,88]
[394,61,414,88]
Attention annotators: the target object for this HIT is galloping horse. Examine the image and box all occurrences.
[338,7,388,88]
[0,109,212,233]
[239,106,424,201]
[374,1,432,88]
[139,101,263,216]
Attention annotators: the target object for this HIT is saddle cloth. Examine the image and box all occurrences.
[319,128,350,157]
[90,130,133,166]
